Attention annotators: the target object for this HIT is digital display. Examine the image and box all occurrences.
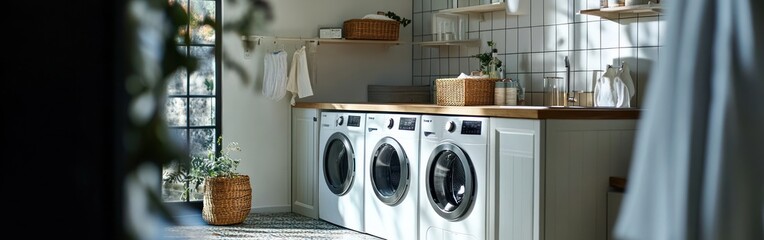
[347,115,361,127]
[461,121,482,135]
[398,117,417,131]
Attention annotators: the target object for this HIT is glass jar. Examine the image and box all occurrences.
[543,76,567,107]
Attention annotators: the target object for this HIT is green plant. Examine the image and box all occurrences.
[383,11,412,27]
[473,40,502,72]
[164,135,243,200]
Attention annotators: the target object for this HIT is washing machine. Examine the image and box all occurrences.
[364,113,421,240]
[418,115,489,240]
[318,111,366,232]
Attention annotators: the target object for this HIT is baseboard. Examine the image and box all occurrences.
[250,205,291,213]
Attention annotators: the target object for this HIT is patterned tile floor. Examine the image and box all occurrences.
[163,212,383,240]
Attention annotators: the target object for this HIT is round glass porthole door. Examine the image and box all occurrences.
[425,143,476,221]
[323,132,355,196]
[370,137,410,206]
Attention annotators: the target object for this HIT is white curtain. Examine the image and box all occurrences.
[614,0,764,239]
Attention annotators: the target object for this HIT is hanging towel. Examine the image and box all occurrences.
[262,50,288,101]
[287,46,314,106]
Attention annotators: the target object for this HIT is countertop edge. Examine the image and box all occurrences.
[292,102,640,119]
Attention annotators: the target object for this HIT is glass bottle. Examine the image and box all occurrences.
[505,78,518,106]
[488,49,499,79]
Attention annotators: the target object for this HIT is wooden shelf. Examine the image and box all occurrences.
[316,39,402,45]
[413,39,480,47]
[242,35,402,45]
[439,2,506,14]
[438,2,526,17]
[578,3,663,19]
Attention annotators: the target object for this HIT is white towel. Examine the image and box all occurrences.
[619,62,636,99]
[593,67,617,107]
[262,50,288,101]
[287,46,313,105]
[361,14,395,21]
[594,66,631,108]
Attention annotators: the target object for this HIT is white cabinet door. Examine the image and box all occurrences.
[291,108,319,218]
[543,120,636,240]
[489,118,543,240]
[490,118,637,240]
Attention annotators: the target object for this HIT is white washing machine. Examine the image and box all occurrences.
[364,113,421,240]
[318,111,366,232]
[419,115,489,240]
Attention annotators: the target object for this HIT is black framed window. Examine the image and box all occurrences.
[162,0,222,203]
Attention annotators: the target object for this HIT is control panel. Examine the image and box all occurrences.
[460,120,482,135]
[347,115,361,127]
[398,117,417,131]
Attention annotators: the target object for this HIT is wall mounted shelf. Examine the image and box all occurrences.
[242,35,403,46]
[578,3,663,20]
[439,2,507,14]
[438,1,526,21]
[413,39,480,48]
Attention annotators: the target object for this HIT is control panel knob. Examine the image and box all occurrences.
[445,121,456,133]
[337,116,344,126]
[387,118,395,129]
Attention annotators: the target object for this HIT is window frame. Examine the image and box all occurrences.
[163,0,222,206]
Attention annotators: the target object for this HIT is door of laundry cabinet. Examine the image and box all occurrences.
[291,108,320,219]
[488,118,637,240]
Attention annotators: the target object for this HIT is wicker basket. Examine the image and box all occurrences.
[343,19,399,40]
[202,175,252,225]
[436,78,498,106]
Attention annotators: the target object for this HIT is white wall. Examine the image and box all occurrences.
[413,0,665,107]
[222,0,412,211]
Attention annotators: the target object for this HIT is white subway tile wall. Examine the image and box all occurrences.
[411,0,664,107]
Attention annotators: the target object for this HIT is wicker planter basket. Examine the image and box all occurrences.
[202,175,252,225]
[343,19,399,41]
[436,78,499,106]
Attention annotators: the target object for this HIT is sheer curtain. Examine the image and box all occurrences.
[614,0,764,239]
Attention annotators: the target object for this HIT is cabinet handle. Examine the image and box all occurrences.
[424,131,435,136]
[313,117,317,122]
[368,128,378,132]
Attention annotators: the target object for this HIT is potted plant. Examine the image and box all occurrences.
[472,40,502,76]
[381,11,411,27]
[164,136,251,225]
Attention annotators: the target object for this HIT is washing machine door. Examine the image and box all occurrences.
[425,142,476,221]
[323,132,355,196]
[370,137,410,206]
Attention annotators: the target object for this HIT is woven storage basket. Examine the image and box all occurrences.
[436,78,498,106]
[343,19,399,40]
[202,175,252,225]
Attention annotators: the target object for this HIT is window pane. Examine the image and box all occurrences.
[190,128,215,156]
[162,162,184,202]
[190,97,215,126]
[170,128,189,152]
[189,46,215,95]
[191,0,216,44]
[189,179,205,201]
[165,97,187,126]
[167,46,188,95]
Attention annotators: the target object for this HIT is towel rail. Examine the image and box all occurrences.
[241,35,402,46]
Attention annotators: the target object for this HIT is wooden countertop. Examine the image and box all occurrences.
[293,102,640,119]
